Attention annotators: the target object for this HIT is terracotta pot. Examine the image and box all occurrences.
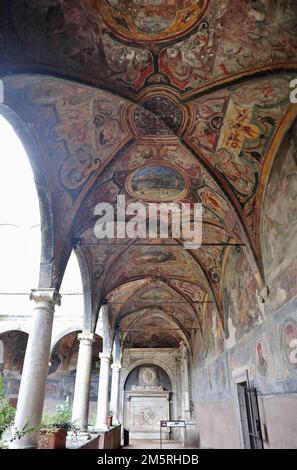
[38,428,67,449]
[8,397,18,409]
[107,415,113,427]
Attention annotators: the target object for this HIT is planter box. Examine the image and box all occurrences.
[38,428,67,449]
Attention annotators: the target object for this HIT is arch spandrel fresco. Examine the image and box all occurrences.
[184,76,296,238]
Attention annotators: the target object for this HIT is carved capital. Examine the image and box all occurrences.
[78,332,95,343]
[30,288,61,307]
[99,352,111,362]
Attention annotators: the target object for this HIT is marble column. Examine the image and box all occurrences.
[95,352,111,429]
[72,331,95,432]
[12,289,61,448]
[110,364,121,425]
[180,342,190,416]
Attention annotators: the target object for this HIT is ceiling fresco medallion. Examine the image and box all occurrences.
[126,163,189,202]
[133,95,185,135]
[133,247,178,264]
[99,0,210,43]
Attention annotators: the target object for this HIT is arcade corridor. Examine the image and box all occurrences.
[0,0,297,450]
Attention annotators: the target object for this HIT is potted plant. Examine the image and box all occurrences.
[0,375,34,448]
[38,405,78,449]
[107,411,114,428]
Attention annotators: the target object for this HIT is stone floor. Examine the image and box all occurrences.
[124,439,190,449]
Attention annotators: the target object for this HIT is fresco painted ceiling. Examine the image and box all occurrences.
[0,0,297,354]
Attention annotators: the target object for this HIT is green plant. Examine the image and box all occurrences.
[40,404,78,436]
[91,414,97,427]
[0,375,15,447]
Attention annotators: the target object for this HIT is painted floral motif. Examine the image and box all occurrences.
[60,144,101,190]
[185,76,292,220]
[159,19,216,90]
[102,33,154,91]
[186,97,229,152]
[133,96,184,135]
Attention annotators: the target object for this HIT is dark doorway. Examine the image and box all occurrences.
[237,382,264,449]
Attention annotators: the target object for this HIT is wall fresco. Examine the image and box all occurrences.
[0,331,28,372]
[201,302,225,358]
[282,319,297,376]
[262,122,297,310]
[45,332,102,404]
[193,297,297,401]
[222,248,263,344]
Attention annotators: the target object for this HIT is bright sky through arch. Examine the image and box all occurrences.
[0,115,82,314]
[0,115,41,293]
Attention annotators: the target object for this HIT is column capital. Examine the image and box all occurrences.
[111,363,121,371]
[99,352,111,361]
[30,288,61,307]
[78,332,95,343]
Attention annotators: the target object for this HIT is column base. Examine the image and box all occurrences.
[75,431,91,440]
[93,425,109,432]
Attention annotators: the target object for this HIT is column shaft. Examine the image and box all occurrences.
[95,353,111,429]
[12,289,61,448]
[71,332,95,432]
[110,364,121,425]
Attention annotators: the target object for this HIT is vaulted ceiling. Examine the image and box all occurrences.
[0,0,297,356]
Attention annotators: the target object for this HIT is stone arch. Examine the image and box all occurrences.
[46,330,102,409]
[0,330,29,373]
[121,357,177,393]
[0,325,29,335]
[50,327,83,352]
